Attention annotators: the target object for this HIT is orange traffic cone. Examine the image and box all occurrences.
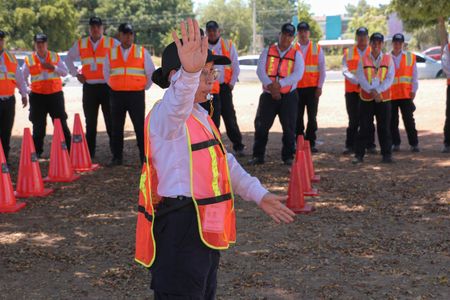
[70,114,100,172]
[294,135,305,163]
[15,128,54,198]
[0,141,26,213]
[298,150,319,197]
[44,119,80,183]
[287,158,315,214]
[303,140,320,183]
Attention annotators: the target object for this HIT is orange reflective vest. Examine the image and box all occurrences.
[0,50,18,96]
[344,46,370,93]
[79,36,115,81]
[360,53,392,101]
[25,51,62,94]
[265,44,297,94]
[295,41,320,88]
[390,52,415,100]
[108,44,147,91]
[210,38,233,94]
[135,111,236,267]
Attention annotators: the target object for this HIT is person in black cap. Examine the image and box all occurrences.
[103,23,155,165]
[0,30,28,161]
[22,33,71,158]
[353,32,395,164]
[134,19,294,299]
[389,33,420,152]
[342,27,377,154]
[204,20,246,157]
[249,23,304,166]
[294,21,326,153]
[66,17,120,159]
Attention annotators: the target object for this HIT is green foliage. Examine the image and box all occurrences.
[391,0,450,30]
[408,25,442,51]
[297,0,322,41]
[198,0,252,53]
[256,0,297,45]
[0,0,78,51]
[325,54,342,71]
[344,0,388,39]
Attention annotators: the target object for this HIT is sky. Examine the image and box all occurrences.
[193,0,392,16]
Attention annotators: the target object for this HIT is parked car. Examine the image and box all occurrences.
[422,46,442,61]
[238,55,259,82]
[413,52,444,79]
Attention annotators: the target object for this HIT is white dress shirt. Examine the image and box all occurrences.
[0,51,27,98]
[391,51,418,93]
[149,69,268,204]
[208,37,240,86]
[256,45,304,93]
[65,35,120,84]
[103,44,155,90]
[442,44,450,78]
[356,51,395,94]
[22,52,68,89]
[296,41,326,88]
[342,46,369,85]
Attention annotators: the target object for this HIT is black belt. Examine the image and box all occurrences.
[155,196,194,218]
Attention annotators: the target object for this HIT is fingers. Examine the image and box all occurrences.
[193,19,200,42]
[180,20,187,42]
[172,30,181,49]
[187,18,194,43]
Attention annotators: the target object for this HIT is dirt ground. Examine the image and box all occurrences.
[1,79,449,299]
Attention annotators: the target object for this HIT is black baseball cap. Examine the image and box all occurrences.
[356,27,368,36]
[0,30,5,38]
[281,23,295,36]
[370,32,384,42]
[34,33,48,43]
[118,23,133,34]
[152,40,231,89]
[89,17,102,26]
[297,22,310,31]
[392,33,405,42]
[206,20,219,30]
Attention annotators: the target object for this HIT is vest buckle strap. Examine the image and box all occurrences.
[137,205,153,222]
[191,139,220,151]
[196,193,232,206]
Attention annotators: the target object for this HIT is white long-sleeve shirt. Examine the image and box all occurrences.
[208,37,240,86]
[356,52,395,94]
[103,44,155,90]
[149,69,268,204]
[391,51,418,93]
[0,51,27,98]
[442,44,450,78]
[342,46,369,85]
[296,41,326,88]
[256,45,304,93]
[65,35,120,84]
[22,52,68,89]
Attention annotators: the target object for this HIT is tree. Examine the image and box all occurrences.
[198,0,252,53]
[344,0,388,39]
[0,0,78,51]
[297,0,322,41]
[391,0,450,46]
[256,0,297,45]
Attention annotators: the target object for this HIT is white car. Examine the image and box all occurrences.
[238,55,259,82]
[413,52,444,79]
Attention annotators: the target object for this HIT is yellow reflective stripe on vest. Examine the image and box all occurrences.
[4,51,16,64]
[305,65,319,72]
[347,47,354,60]
[49,52,58,63]
[80,37,88,49]
[6,72,16,80]
[127,67,145,76]
[366,68,373,84]
[405,52,413,67]
[30,72,59,82]
[311,43,318,55]
[393,76,412,84]
[81,57,95,65]
[267,56,276,75]
[111,47,118,60]
[110,67,125,76]
[208,146,221,197]
[134,45,143,59]
[103,36,112,48]
[26,54,36,66]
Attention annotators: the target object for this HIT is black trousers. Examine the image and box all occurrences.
[0,96,15,160]
[355,100,392,158]
[151,200,219,299]
[296,87,319,147]
[29,91,71,155]
[345,92,376,149]
[200,93,221,128]
[110,90,145,163]
[390,99,418,147]
[253,91,298,161]
[219,84,244,151]
[82,83,113,158]
[444,85,450,146]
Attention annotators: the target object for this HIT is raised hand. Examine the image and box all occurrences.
[172,19,208,74]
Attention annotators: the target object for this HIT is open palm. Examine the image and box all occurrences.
[172,19,208,73]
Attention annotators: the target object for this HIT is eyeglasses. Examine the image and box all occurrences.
[201,68,220,81]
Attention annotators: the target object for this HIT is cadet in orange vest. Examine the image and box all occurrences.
[442,41,450,153]
[294,21,326,153]
[103,23,155,165]
[0,30,28,161]
[342,27,377,154]
[22,33,71,158]
[66,17,120,159]
[390,33,419,153]
[203,20,245,156]
[135,19,294,299]
[249,23,304,166]
[353,33,395,164]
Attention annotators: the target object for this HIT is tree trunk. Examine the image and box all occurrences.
[438,16,448,48]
